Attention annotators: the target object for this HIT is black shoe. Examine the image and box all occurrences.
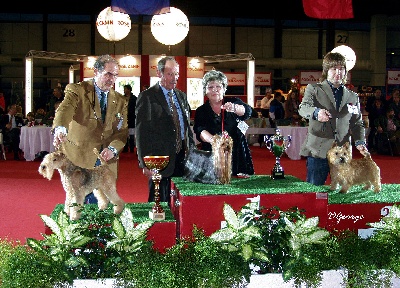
[14,155,20,161]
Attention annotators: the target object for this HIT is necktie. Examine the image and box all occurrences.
[10,115,15,128]
[168,91,182,153]
[100,92,106,122]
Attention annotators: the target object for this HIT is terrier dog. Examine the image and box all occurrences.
[184,131,233,184]
[327,141,381,193]
[38,149,125,220]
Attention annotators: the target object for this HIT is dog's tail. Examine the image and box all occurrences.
[93,148,107,165]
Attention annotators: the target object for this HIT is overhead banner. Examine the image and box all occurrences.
[300,71,351,85]
[300,71,322,85]
[83,55,141,78]
[254,72,272,86]
[115,55,141,77]
[388,70,400,85]
[149,55,165,77]
[187,57,204,78]
[225,72,246,86]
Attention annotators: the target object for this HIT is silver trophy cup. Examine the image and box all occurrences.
[264,128,292,179]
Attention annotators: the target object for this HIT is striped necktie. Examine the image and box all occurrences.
[168,91,182,153]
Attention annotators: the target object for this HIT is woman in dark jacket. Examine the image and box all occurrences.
[193,70,254,177]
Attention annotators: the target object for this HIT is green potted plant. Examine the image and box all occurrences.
[0,238,70,288]
[2,202,400,287]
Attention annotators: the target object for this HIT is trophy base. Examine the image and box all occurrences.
[271,171,285,180]
[271,164,285,180]
[149,211,165,221]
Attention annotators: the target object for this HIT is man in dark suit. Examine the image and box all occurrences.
[135,56,194,202]
[123,84,137,153]
[0,104,24,160]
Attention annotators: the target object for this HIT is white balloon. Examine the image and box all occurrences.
[331,45,356,71]
[96,7,131,42]
[151,7,189,46]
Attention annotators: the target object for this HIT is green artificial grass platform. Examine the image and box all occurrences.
[50,202,176,222]
[172,175,400,205]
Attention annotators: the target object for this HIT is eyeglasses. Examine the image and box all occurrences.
[103,71,118,79]
[207,85,223,91]
[329,66,346,72]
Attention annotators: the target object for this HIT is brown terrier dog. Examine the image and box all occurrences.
[327,142,381,193]
[38,149,125,220]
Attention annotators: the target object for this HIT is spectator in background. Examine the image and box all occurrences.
[35,108,47,123]
[284,88,300,121]
[375,106,400,155]
[48,86,64,117]
[389,89,400,121]
[260,89,273,118]
[26,111,38,127]
[386,88,399,105]
[0,90,5,114]
[43,101,61,126]
[365,89,387,150]
[366,88,386,116]
[268,91,285,128]
[15,104,24,118]
[123,84,137,153]
[366,99,386,151]
[0,104,24,160]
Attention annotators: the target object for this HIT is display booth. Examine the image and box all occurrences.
[83,55,142,96]
[387,69,400,99]
[254,72,272,108]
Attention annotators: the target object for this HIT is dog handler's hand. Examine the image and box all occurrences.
[317,109,332,122]
[357,144,369,156]
[53,131,67,148]
[142,167,153,178]
[100,148,114,162]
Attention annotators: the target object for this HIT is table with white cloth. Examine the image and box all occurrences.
[276,126,308,160]
[245,127,276,145]
[19,126,55,161]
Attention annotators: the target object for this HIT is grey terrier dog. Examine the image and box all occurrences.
[38,149,125,220]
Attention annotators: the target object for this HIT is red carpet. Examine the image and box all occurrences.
[0,147,398,243]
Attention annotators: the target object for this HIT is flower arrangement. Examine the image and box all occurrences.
[1,201,400,287]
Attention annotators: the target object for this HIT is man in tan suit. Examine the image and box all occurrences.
[52,54,129,203]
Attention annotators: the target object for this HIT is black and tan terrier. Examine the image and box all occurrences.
[38,149,125,220]
[184,131,233,184]
[327,142,381,193]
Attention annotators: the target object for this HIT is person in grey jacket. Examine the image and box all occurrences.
[298,52,368,185]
